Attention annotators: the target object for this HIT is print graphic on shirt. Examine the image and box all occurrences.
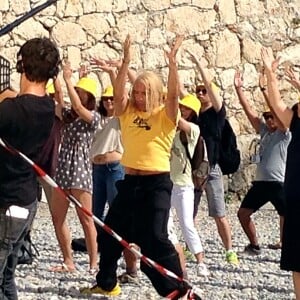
[132,116,151,130]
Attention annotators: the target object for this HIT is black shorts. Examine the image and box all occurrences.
[240,181,285,216]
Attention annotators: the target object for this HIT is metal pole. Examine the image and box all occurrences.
[0,0,58,37]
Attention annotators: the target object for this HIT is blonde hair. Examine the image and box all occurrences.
[130,71,164,113]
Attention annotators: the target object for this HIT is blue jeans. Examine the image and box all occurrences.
[92,162,124,220]
[0,202,37,300]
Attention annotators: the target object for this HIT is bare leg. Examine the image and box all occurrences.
[73,189,98,269]
[214,216,233,250]
[237,208,259,246]
[279,216,284,246]
[293,272,300,300]
[123,247,138,274]
[174,243,187,278]
[48,189,75,270]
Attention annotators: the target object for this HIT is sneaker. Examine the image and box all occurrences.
[196,262,210,277]
[184,248,195,261]
[80,283,121,296]
[244,244,261,255]
[226,250,239,264]
[118,272,139,284]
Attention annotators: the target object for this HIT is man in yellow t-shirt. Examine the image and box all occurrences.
[81,36,199,300]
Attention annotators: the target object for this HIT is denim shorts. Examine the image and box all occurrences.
[205,164,225,217]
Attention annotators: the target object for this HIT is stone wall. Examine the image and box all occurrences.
[1,0,299,198]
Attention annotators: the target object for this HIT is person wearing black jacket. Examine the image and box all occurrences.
[0,37,60,300]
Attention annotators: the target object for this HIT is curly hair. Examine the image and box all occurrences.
[16,37,61,82]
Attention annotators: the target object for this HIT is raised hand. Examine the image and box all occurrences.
[90,57,114,73]
[186,49,198,64]
[285,67,300,90]
[62,60,73,81]
[234,70,243,89]
[165,34,184,65]
[123,34,132,64]
[78,63,89,78]
[105,59,123,69]
[261,47,280,72]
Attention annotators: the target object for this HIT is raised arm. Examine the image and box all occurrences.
[106,59,137,84]
[179,80,189,99]
[90,58,117,86]
[261,48,293,128]
[177,117,192,135]
[62,61,95,123]
[113,35,132,116]
[259,70,288,132]
[188,51,222,112]
[165,35,183,123]
[52,77,64,120]
[234,70,261,133]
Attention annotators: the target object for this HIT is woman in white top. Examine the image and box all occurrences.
[170,94,209,277]
[90,85,124,221]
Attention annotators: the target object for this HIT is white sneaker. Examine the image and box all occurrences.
[196,262,210,277]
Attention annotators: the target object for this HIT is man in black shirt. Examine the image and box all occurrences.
[189,52,239,265]
[0,37,60,300]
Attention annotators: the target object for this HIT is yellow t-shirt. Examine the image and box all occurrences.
[170,123,200,186]
[119,105,179,172]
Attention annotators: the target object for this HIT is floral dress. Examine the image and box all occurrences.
[55,109,100,193]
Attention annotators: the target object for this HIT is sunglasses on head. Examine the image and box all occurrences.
[102,97,114,102]
[263,114,273,120]
[196,88,207,95]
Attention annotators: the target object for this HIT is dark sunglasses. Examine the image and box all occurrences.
[263,114,273,120]
[102,97,114,102]
[196,88,207,95]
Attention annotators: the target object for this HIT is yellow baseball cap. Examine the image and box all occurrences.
[75,77,97,98]
[179,94,201,115]
[102,85,113,97]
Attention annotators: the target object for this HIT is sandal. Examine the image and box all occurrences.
[89,267,99,275]
[50,263,76,272]
[118,272,139,284]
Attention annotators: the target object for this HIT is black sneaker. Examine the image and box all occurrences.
[244,244,261,255]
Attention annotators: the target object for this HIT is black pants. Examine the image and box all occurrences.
[96,173,188,298]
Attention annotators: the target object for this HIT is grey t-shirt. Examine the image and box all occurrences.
[256,122,291,182]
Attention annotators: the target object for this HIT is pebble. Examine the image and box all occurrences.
[15,197,294,300]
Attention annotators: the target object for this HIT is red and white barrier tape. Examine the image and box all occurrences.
[0,137,205,299]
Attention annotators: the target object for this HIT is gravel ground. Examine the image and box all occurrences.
[15,194,294,300]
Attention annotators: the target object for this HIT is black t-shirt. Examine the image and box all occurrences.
[197,104,226,166]
[0,94,55,208]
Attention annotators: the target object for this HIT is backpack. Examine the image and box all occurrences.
[218,119,240,175]
[17,231,39,265]
[71,237,101,252]
[179,131,210,191]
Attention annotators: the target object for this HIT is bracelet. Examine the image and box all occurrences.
[260,86,266,91]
